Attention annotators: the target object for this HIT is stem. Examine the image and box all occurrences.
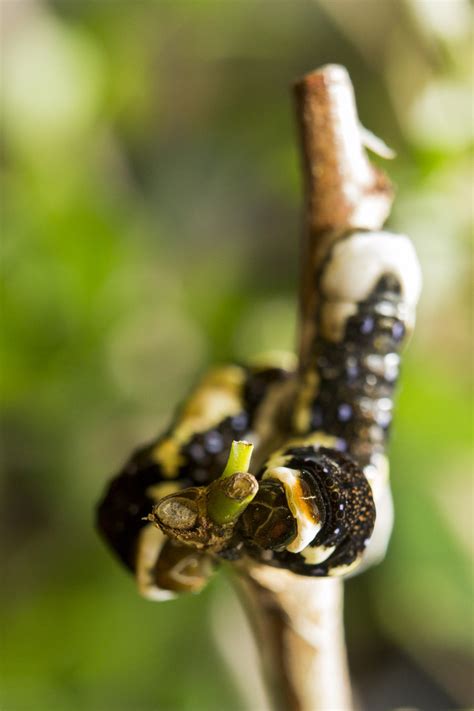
[235,565,352,711]
[207,472,258,526]
[151,441,258,549]
[293,64,392,236]
[237,65,394,711]
[221,440,254,479]
[294,64,393,371]
[208,440,257,525]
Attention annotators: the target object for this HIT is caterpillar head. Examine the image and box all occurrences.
[240,446,376,576]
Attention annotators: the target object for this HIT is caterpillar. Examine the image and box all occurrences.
[97,229,421,596]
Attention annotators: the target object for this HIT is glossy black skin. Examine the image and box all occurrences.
[96,443,173,571]
[307,274,407,468]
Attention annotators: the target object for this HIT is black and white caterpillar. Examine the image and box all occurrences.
[97,229,421,598]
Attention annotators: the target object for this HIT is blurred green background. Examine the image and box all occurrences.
[1,1,472,709]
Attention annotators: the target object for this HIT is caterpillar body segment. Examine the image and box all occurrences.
[295,230,421,467]
[237,442,375,577]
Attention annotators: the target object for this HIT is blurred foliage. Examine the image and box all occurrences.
[1,1,472,709]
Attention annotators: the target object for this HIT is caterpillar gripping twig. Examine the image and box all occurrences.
[95,63,422,711]
[97,226,420,591]
[96,64,421,596]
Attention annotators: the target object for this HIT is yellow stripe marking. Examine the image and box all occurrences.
[152,365,246,478]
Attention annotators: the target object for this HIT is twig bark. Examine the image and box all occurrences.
[236,65,395,711]
[235,565,352,711]
[294,64,393,372]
